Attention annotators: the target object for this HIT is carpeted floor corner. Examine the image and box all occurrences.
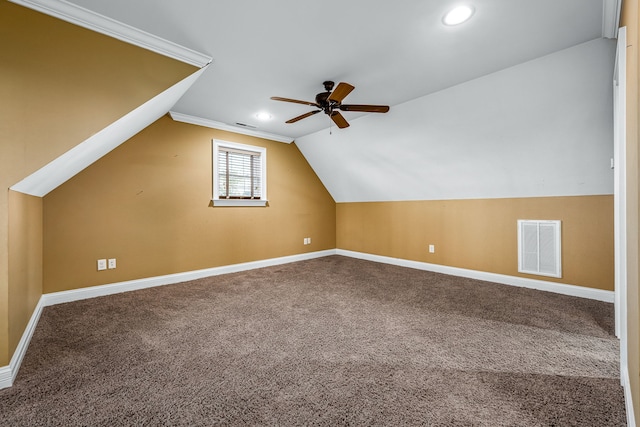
[0,255,626,426]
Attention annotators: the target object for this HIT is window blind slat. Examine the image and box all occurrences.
[218,148,262,199]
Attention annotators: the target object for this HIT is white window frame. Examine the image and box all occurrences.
[212,139,267,207]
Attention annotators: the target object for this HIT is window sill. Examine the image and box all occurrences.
[212,199,268,207]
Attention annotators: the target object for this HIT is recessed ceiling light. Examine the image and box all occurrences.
[443,5,475,26]
[255,112,272,121]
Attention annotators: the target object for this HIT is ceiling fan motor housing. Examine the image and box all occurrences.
[315,92,333,113]
[271,80,389,129]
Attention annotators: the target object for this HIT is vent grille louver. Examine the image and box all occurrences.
[235,122,257,129]
[518,220,562,278]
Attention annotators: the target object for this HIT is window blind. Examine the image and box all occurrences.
[217,147,262,199]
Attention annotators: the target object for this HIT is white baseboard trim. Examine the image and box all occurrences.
[0,247,616,391]
[42,249,337,307]
[0,298,45,390]
[0,366,10,390]
[622,365,637,427]
[1,249,336,389]
[336,249,615,303]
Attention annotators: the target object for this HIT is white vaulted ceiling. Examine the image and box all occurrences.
[13,0,618,201]
[62,0,606,140]
[295,38,616,202]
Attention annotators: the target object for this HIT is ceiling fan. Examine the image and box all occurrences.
[271,81,390,129]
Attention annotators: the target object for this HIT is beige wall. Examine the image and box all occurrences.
[2,11,632,427]
[43,116,336,293]
[337,196,614,291]
[8,191,42,356]
[0,1,196,365]
[621,0,640,422]
[0,1,196,184]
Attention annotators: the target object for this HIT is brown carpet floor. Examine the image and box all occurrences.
[0,255,626,426]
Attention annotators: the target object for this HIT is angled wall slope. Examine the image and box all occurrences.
[297,38,617,292]
[42,116,336,293]
[0,1,197,366]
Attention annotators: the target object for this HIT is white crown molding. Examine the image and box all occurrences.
[336,249,615,302]
[9,0,212,67]
[602,0,622,39]
[169,112,294,144]
[11,67,208,197]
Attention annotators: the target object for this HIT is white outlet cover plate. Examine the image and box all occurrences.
[97,259,107,271]
[108,258,116,269]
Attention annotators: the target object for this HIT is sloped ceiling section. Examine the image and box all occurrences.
[60,0,608,140]
[11,67,207,197]
[7,0,212,197]
[295,38,616,203]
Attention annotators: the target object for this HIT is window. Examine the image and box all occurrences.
[517,220,562,278]
[212,140,267,207]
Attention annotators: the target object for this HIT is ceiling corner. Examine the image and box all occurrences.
[169,112,294,144]
[8,0,212,67]
[602,0,622,39]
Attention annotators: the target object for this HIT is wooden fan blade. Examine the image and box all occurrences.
[271,97,319,107]
[286,110,321,124]
[328,82,355,103]
[339,104,390,113]
[330,111,350,128]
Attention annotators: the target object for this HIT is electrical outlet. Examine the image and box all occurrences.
[429,245,435,253]
[97,259,107,271]
[307,237,311,244]
[108,258,116,269]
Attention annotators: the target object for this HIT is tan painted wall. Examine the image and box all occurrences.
[621,0,640,422]
[337,196,614,291]
[43,116,336,293]
[0,2,196,185]
[0,11,629,426]
[0,1,196,365]
[7,191,43,356]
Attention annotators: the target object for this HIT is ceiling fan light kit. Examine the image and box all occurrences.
[271,81,390,130]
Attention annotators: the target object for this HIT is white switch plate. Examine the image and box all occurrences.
[97,259,107,271]
[429,245,435,253]
[108,258,116,269]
